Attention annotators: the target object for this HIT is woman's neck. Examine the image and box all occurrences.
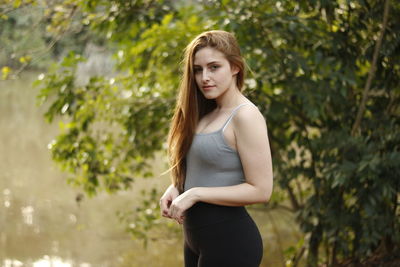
[215,85,247,111]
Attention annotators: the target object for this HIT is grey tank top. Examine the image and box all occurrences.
[184,103,255,191]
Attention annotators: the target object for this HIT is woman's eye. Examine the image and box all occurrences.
[210,65,219,70]
[194,68,202,73]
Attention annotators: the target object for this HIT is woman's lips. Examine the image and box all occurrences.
[202,85,215,91]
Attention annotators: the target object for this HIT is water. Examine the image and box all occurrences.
[0,72,303,266]
[0,72,159,266]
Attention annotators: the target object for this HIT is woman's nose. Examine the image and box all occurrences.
[202,69,210,81]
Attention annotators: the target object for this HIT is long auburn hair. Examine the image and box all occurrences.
[167,30,245,193]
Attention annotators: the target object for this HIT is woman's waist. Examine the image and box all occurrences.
[183,202,249,230]
[184,177,246,192]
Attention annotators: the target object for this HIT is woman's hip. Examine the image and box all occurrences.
[183,202,263,264]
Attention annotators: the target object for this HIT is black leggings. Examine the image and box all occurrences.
[183,202,263,267]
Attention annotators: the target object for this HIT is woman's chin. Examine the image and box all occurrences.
[204,95,217,100]
[201,91,218,99]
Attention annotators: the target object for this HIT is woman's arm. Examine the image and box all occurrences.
[168,105,273,221]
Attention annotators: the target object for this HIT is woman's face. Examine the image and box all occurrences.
[193,47,238,100]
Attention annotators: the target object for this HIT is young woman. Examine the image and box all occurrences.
[159,30,273,267]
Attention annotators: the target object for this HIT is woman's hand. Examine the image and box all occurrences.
[159,184,179,219]
[168,188,199,224]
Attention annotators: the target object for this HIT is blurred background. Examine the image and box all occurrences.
[0,0,399,266]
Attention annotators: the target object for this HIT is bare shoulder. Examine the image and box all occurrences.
[232,103,270,161]
[232,104,267,132]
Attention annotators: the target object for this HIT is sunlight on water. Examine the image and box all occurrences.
[69,214,77,223]
[3,259,23,267]
[33,256,91,267]
[21,205,34,225]
[33,256,72,267]
[3,188,11,208]
[3,257,91,267]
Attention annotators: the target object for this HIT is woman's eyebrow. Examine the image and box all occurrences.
[193,61,221,67]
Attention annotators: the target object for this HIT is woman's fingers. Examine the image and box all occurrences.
[163,200,185,224]
[162,209,170,218]
[177,215,185,224]
[159,185,180,219]
[160,185,185,223]
[161,201,181,223]
[160,198,172,218]
[169,202,184,219]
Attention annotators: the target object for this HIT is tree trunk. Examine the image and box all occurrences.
[307,223,322,267]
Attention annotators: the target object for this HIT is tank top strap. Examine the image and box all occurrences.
[221,103,254,132]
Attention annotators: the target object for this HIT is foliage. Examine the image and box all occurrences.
[116,187,181,248]
[0,0,96,79]
[2,0,400,265]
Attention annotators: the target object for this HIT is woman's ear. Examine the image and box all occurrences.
[231,65,240,76]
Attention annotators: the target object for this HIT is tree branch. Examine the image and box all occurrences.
[0,2,31,16]
[351,0,390,136]
[286,183,301,211]
[1,4,78,81]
